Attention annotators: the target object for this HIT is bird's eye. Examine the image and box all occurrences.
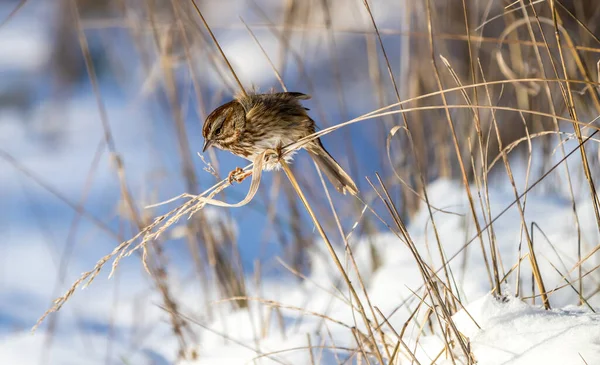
[214,125,223,136]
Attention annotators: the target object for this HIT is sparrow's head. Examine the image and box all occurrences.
[202,101,246,152]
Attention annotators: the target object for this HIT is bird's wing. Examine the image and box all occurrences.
[273,92,311,100]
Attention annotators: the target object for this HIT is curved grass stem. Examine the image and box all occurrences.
[279,159,385,364]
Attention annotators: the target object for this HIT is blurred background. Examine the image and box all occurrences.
[1,0,600,363]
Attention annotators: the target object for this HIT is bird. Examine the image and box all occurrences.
[202,91,358,195]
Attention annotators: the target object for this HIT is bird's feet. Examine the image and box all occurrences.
[275,143,285,161]
[227,167,252,184]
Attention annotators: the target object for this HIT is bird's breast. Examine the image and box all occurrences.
[233,135,299,171]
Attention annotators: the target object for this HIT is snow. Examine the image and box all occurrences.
[450,294,600,365]
[0,332,160,365]
[173,180,600,365]
[4,168,600,364]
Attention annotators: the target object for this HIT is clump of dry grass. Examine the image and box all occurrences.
[8,0,600,363]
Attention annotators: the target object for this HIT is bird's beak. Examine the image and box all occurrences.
[202,139,212,153]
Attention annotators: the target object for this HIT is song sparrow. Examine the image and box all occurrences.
[202,91,358,195]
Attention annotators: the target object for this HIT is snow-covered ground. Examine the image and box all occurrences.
[2,1,600,364]
[172,180,600,365]
[4,172,600,364]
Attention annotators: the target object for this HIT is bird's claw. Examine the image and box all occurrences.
[227,167,251,184]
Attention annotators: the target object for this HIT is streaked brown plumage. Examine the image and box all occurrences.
[202,91,358,195]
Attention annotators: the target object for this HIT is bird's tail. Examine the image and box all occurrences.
[307,141,358,195]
